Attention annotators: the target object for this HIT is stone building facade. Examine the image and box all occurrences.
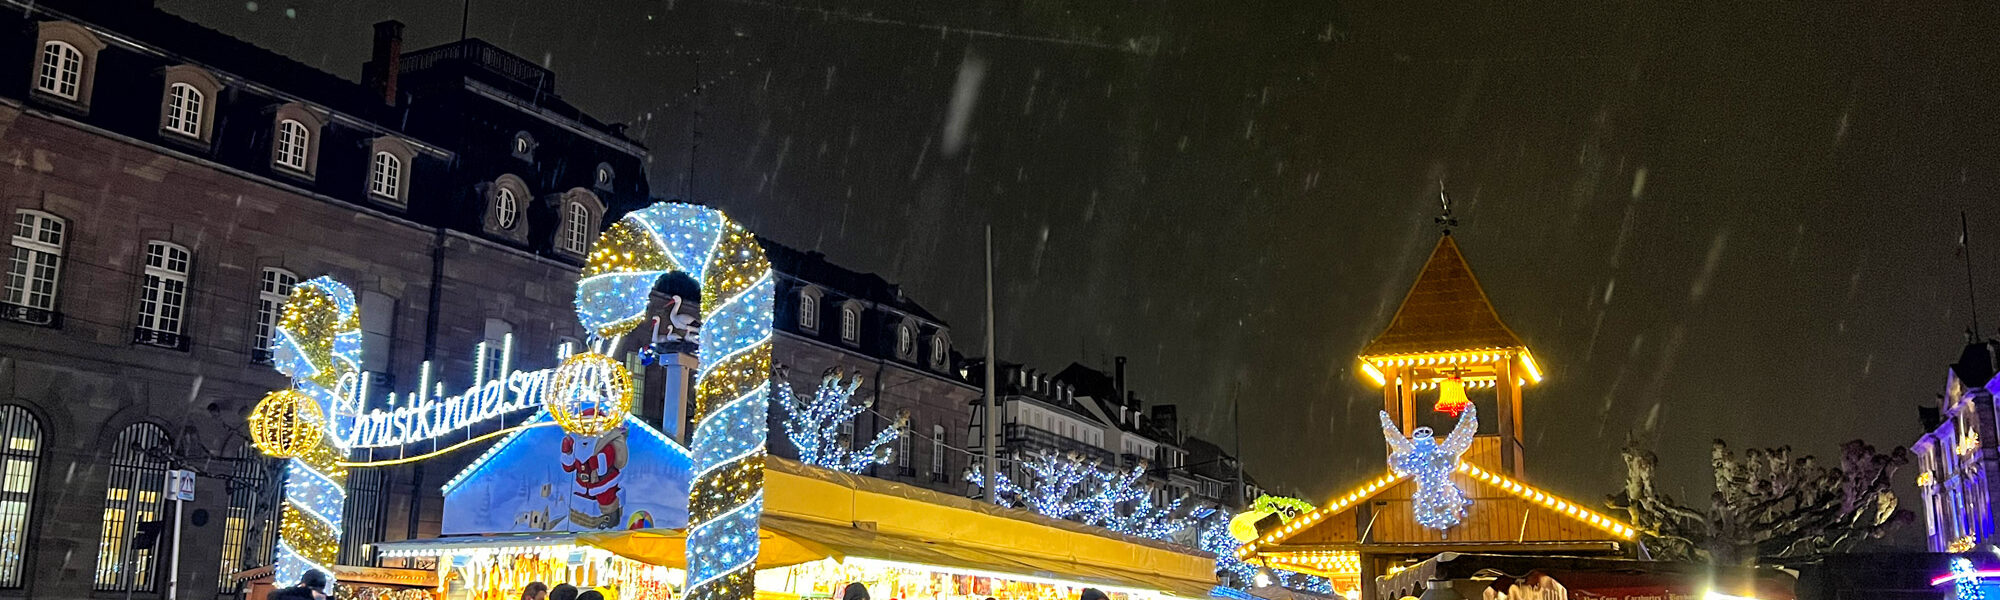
[0,2,645,597]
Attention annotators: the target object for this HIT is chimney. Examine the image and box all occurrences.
[365,20,405,106]
[1151,405,1178,437]
[1114,356,1127,399]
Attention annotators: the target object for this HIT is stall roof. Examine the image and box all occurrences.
[580,516,1217,599]
[1376,553,1795,600]
[385,458,1219,599]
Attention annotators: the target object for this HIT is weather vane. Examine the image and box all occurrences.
[1434,181,1459,234]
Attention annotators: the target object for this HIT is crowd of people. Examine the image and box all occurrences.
[519,581,607,600]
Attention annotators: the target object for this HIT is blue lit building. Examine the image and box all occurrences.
[1914,339,2000,553]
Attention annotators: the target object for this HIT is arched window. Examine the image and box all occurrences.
[163,83,202,138]
[930,424,946,478]
[564,202,591,253]
[840,306,860,343]
[511,131,534,159]
[0,406,41,587]
[251,268,297,362]
[36,41,81,100]
[5,210,66,321]
[798,289,819,330]
[369,152,401,199]
[896,326,913,358]
[495,188,519,230]
[94,423,170,592]
[274,119,309,171]
[595,163,614,189]
[930,337,948,366]
[218,442,273,591]
[135,241,191,347]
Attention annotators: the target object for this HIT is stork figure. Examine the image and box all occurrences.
[1381,402,1478,530]
[650,295,701,343]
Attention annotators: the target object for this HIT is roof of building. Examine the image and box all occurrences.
[759,237,945,323]
[386,38,639,144]
[51,0,401,127]
[1237,455,1636,564]
[1358,235,1529,358]
[1055,362,1179,444]
[1951,339,1999,389]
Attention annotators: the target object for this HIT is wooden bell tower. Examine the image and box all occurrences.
[1356,232,1543,476]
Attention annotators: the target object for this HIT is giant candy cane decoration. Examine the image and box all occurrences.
[575,203,774,600]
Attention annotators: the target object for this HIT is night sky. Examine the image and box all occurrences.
[159,0,2000,524]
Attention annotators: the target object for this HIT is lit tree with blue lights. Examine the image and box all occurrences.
[967,450,1210,542]
[1202,497,1334,593]
[780,369,905,473]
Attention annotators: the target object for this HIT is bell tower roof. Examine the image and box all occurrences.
[1359,234,1528,358]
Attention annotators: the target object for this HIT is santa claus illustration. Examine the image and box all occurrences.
[561,422,628,530]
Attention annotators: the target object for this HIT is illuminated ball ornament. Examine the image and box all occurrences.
[249,389,326,458]
[546,352,634,436]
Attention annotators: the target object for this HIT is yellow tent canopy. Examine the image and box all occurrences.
[575,458,1218,599]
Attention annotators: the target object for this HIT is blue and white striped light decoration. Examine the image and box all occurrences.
[576,202,773,600]
[257,276,361,588]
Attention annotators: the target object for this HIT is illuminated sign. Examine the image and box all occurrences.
[335,334,575,448]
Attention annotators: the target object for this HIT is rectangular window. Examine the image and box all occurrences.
[135,241,191,346]
[252,269,296,362]
[5,211,64,320]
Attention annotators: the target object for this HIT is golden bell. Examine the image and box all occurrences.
[1433,376,1471,417]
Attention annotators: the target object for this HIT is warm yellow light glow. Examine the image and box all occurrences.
[1918,471,1935,486]
[1361,361,1387,386]
[1519,350,1544,383]
[1457,462,1637,540]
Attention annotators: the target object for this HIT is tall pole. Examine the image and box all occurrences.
[983,225,999,504]
[1232,381,1244,508]
[166,494,183,600]
[459,0,470,41]
[1964,211,1981,336]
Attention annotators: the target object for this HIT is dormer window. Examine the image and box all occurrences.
[495,188,519,229]
[511,131,535,161]
[158,66,222,144]
[36,42,81,100]
[554,188,605,258]
[840,305,860,344]
[565,202,590,252]
[32,22,104,110]
[275,120,309,170]
[930,336,948,367]
[267,103,326,179]
[367,136,417,206]
[896,325,914,358]
[163,84,201,137]
[484,175,532,242]
[798,288,820,331]
[595,163,615,190]
[370,152,402,198]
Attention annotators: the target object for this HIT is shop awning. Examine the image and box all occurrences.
[577,516,1218,599]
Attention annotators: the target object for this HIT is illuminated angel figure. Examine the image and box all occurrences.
[1381,403,1477,530]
